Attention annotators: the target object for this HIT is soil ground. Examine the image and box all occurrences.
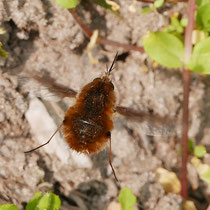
[0,0,210,209]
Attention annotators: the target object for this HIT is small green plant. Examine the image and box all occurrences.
[142,31,184,68]
[0,28,8,59]
[54,0,119,13]
[0,192,61,210]
[194,145,207,158]
[142,0,165,14]
[118,187,137,210]
[191,156,210,187]
[163,14,188,39]
[179,139,207,158]
[142,0,210,74]
[0,204,19,210]
[54,0,79,9]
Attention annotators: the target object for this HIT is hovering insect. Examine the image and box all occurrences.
[24,53,175,181]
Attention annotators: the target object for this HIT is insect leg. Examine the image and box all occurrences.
[108,132,119,182]
[24,123,63,153]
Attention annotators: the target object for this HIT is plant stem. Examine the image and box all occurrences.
[136,0,188,3]
[68,9,144,53]
[69,9,93,37]
[181,0,196,199]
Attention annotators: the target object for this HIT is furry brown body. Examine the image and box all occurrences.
[63,76,115,154]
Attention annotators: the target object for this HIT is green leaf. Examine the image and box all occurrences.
[26,192,61,210]
[54,0,78,9]
[196,3,210,32]
[141,7,153,14]
[91,0,112,9]
[180,18,188,27]
[201,167,210,185]
[188,139,195,154]
[0,204,19,210]
[163,25,175,33]
[196,0,209,7]
[26,192,42,210]
[171,17,180,28]
[0,42,8,59]
[191,157,210,187]
[142,31,184,68]
[118,187,137,210]
[187,37,210,74]
[179,139,195,155]
[91,0,120,15]
[154,0,164,8]
[194,145,207,158]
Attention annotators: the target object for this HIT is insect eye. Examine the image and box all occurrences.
[109,82,114,90]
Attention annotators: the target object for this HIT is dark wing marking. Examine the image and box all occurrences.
[115,106,168,122]
[30,73,77,98]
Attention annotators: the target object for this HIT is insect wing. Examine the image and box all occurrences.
[116,106,180,136]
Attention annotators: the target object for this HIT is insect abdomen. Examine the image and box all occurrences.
[63,113,113,153]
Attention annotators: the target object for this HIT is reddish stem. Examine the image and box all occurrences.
[68,9,144,53]
[136,0,188,3]
[181,0,196,199]
[69,9,93,37]
[181,69,190,199]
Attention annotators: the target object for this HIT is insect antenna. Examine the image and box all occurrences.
[106,52,118,76]
[24,123,63,153]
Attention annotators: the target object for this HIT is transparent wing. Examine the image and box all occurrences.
[19,71,77,101]
[116,106,180,136]
[30,73,77,98]
[20,73,180,136]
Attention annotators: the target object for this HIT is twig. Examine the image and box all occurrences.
[181,0,196,199]
[68,9,144,53]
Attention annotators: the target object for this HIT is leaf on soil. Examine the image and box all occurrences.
[118,187,137,210]
[86,30,99,64]
[155,167,181,194]
[26,192,61,210]
[0,42,8,59]
[183,200,197,210]
[105,0,120,11]
[0,204,19,210]
[128,1,137,13]
[154,0,164,8]
[194,145,207,158]
[141,7,153,14]
[54,0,78,9]
[91,0,119,14]
[191,156,210,187]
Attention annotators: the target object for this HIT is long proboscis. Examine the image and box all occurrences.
[24,123,63,153]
